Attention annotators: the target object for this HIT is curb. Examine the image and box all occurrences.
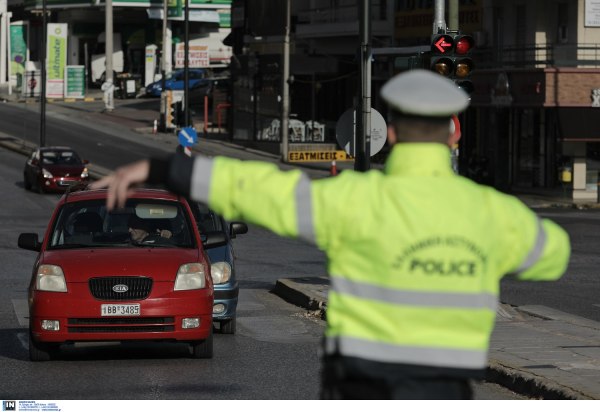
[7,97,105,104]
[272,277,598,400]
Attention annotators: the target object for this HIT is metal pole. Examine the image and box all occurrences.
[0,0,7,85]
[40,0,47,148]
[448,0,458,31]
[355,0,371,172]
[434,0,446,34]
[105,0,113,110]
[160,0,167,131]
[184,0,189,127]
[281,0,290,162]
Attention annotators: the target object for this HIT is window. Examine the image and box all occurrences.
[558,3,568,43]
[49,199,196,249]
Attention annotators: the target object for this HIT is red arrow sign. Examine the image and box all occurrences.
[435,37,452,53]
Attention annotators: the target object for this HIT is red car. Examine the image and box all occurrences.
[18,188,227,361]
[24,147,90,193]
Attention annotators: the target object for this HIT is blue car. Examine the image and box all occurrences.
[190,203,248,334]
[145,69,210,97]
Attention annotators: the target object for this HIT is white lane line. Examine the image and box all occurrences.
[11,299,29,327]
[17,332,28,350]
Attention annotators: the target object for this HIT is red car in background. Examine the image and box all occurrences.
[24,147,90,193]
[18,188,228,361]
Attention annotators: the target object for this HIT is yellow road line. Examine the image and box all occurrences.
[84,97,94,101]
[64,98,76,102]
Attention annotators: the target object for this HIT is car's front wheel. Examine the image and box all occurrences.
[219,316,236,334]
[29,328,57,362]
[191,328,213,359]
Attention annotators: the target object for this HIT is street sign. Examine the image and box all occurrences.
[64,66,85,99]
[175,44,210,68]
[178,126,198,147]
[335,107,387,157]
[288,150,354,163]
[450,114,461,144]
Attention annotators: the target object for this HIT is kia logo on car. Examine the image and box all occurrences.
[113,284,129,293]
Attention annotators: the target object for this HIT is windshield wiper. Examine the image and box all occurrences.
[50,243,118,249]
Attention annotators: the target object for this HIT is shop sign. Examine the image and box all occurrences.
[491,71,513,107]
[46,23,67,98]
[585,0,600,27]
[64,66,85,98]
[394,0,482,39]
[592,88,600,107]
[175,44,210,68]
[168,0,182,18]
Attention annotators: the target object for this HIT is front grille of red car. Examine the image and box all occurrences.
[68,325,175,333]
[88,277,153,301]
[68,317,174,325]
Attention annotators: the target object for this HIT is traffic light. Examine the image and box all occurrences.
[430,34,475,96]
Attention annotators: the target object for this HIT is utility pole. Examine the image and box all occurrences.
[448,0,458,31]
[105,0,114,111]
[281,0,290,162]
[160,0,167,131]
[184,0,190,127]
[355,0,371,172]
[0,0,7,86]
[39,0,47,147]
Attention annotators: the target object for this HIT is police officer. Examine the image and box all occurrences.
[91,70,570,399]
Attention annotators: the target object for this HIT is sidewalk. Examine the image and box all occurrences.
[273,277,600,400]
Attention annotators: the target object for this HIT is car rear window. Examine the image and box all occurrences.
[48,199,197,249]
[42,151,82,165]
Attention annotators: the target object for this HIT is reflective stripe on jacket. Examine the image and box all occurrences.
[184,143,570,372]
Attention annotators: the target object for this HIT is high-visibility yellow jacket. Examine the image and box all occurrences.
[182,143,570,375]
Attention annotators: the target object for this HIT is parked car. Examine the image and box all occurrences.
[18,187,230,361]
[189,77,231,107]
[24,147,90,193]
[145,69,211,97]
[189,203,247,334]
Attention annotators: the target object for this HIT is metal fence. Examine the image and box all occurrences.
[298,1,386,25]
[474,44,600,69]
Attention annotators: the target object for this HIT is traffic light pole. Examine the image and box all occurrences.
[160,0,167,132]
[355,0,371,172]
[434,0,446,34]
[184,0,190,127]
[281,0,290,162]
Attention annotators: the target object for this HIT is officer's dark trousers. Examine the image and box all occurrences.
[321,356,473,400]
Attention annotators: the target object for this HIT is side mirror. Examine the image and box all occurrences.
[83,160,89,164]
[18,233,41,252]
[230,222,248,239]
[202,231,228,250]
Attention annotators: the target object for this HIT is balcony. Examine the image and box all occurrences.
[296,1,390,39]
[475,44,600,69]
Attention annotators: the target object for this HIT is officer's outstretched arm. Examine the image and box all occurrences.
[166,155,317,244]
[500,196,571,281]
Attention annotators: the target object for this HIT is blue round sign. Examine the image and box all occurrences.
[178,127,198,147]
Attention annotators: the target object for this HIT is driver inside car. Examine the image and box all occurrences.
[128,214,172,243]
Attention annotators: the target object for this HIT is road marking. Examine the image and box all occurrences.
[593,304,600,308]
[11,299,29,327]
[17,332,28,350]
[84,97,94,101]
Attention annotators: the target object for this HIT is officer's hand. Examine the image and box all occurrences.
[89,160,150,210]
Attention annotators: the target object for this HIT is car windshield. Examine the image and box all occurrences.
[190,202,223,233]
[41,151,82,165]
[48,199,196,249]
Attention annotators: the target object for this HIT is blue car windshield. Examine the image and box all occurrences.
[48,199,196,249]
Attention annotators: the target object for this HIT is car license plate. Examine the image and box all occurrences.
[101,304,140,316]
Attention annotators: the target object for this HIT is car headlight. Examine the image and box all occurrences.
[36,265,67,292]
[211,262,231,285]
[174,263,205,291]
[42,168,53,179]
[81,168,89,178]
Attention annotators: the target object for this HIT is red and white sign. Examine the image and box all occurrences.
[175,44,210,68]
[449,114,461,144]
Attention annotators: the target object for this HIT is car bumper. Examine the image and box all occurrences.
[146,88,161,97]
[41,176,90,191]
[213,283,239,321]
[30,282,213,343]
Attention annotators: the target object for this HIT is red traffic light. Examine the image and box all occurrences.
[455,36,475,55]
[431,35,454,54]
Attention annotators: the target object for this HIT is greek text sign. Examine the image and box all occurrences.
[175,44,210,68]
[288,150,354,162]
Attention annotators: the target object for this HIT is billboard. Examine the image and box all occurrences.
[175,44,210,68]
[46,23,68,98]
